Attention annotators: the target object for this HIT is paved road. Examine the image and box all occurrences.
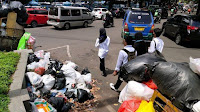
[25,18,200,112]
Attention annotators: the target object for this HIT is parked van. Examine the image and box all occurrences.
[47,6,93,29]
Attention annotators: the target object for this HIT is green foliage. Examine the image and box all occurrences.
[0,52,20,112]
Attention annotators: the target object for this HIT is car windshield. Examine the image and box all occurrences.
[94,9,100,11]
[129,11,152,24]
[49,7,58,16]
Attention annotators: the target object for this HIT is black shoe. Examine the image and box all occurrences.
[102,71,107,77]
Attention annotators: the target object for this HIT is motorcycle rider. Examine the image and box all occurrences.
[154,9,161,23]
[103,12,114,27]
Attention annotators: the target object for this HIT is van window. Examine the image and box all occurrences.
[71,10,81,16]
[49,7,58,16]
[94,9,100,11]
[35,10,48,15]
[102,9,107,12]
[82,9,88,14]
[129,11,152,24]
[61,10,70,16]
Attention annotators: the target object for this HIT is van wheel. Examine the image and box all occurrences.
[83,22,88,28]
[64,23,70,30]
[175,34,182,45]
[31,21,38,28]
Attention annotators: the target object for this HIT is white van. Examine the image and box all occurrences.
[47,6,93,29]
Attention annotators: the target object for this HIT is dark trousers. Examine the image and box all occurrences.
[114,75,123,89]
[99,58,105,72]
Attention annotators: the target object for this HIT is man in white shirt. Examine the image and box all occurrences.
[95,28,110,77]
[148,28,164,53]
[110,36,137,91]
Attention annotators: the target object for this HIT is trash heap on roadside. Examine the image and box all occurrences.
[26,50,98,112]
[17,32,36,50]
[118,51,200,112]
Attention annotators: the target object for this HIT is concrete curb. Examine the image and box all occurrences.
[8,49,33,112]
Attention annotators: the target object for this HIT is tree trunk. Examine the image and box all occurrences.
[196,0,200,15]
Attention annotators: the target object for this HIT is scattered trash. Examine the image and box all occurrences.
[189,57,200,75]
[118,99,141,112]
[26,51,99,112]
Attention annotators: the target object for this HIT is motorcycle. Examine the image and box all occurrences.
[103,14,114,28]
[154,10,161,23]
[170,8,175,17]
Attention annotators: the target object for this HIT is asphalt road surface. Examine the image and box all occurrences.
[25,17,200,112]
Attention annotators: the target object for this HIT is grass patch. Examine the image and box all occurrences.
[0,52,20,112]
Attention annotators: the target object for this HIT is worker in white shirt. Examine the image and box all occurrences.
[95,28,110,77]
[148,28,164,53]
[110,36,137,91]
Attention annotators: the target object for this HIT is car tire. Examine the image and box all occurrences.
[162,27,166,36]
[101,15,104,20]
[31,21,38,28]
[54,26,60,30]
[83,22,88,28]
[92,16,95,21]
[175,34,182,45]
[64,23,70,30]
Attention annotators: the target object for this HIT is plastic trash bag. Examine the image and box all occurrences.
[120,52,166,82]
[27,36,36,50]
[76,71,85,84]
[82,73,92,84]
[41,75,55,90]
[54,78,66,90]
[55,70,65,78]
[148,62,200,110]
[17,32,31,50]
[76,83,90,93]
[118,81,154,103]
[34,67,45,75]
[77,89,89,103]
[27,62,39,71]
[50,59,63,71]
[136,100,155,112]
[26,72,42,86]
[192,101,200,112]
[118,99,141,112]
[28,53,40,64]
[34,50,44,59]
[81,67,90,75]
[0,3,11,18]
[62,66,77,79]
[64,61,78,70]
[48,97,70,112]
[33,98,57,112]
[189,57,200,75]
[142,79,158,90]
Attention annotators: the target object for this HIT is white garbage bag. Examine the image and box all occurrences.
[26,72,42,86]
[76,71,85,84]
[64,61,78,70]
[76,83,90,93]
[189,57,200,75]
[27,62,39,71]
[82,73,92,84]
[193,101,200,112]
[61,65,77,79]
[34,50,44,59]
[118,81,154,103]
[41,75,55,90]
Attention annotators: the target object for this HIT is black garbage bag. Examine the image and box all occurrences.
[50,59,63,71]
[65,91,75,99]
[120,52,166,82]
[0,3,11,18]
[148,62,200,110]
[77,89,89,103]
[48,97,70,112]
[28,53,40,64]
[54,78,66,90]
[55,70,65,78]
[81,67,90,75]
[10,1,28,26]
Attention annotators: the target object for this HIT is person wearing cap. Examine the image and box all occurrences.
[95,28,110,77]
[110,36,137,92]
[148,28,164,53]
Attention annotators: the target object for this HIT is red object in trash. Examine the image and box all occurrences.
[143,79,158,90]
[118,99,141,112]
[34,67,45,75]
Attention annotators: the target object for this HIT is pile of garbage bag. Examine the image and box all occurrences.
[17,32,36,50]
[0,1,28,25]
[118,52,200,112]
[26,50,96,112]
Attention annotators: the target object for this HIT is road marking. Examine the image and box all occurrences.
[45,45,69,51]
[67,45,71,58]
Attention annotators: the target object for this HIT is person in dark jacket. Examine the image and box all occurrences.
[133,32,148,56]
